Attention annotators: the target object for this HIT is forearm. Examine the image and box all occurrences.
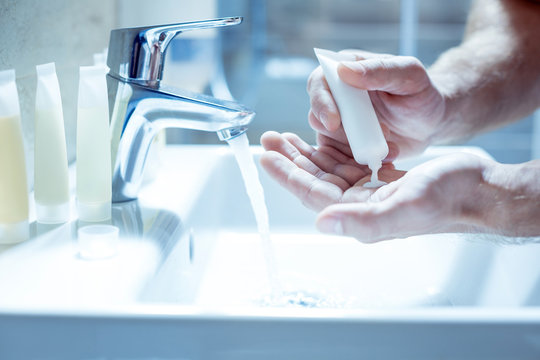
[428,0,540,143]
[466,159,540,237]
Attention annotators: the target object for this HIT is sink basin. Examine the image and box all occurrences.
[1,145,540,359]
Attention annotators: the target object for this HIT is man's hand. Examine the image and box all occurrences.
[260,131,513,242]
[307,50,447,159]
[260,131,405,211]
[315,152,491,242]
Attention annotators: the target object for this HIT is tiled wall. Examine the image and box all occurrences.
[0,0,115,188]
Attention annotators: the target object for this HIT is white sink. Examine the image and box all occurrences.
[1,145,540,359]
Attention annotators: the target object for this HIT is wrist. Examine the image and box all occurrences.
[426,68,465,145]
[452,156,494,229]
[465,159,540,237]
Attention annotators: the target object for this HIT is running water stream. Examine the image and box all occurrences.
[226,133,282,298]
[227,133,349,308]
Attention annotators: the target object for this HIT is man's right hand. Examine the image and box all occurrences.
[307,50,447,160]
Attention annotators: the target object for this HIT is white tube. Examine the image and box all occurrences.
[314,48,388,187]
[76,65,112,222]
[34,62,70,224]
[0,69,29,243]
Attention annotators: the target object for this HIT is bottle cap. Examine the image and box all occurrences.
[0,220,29,244]
[78,224,119,259]
[77,201,111,222]
[36,202,70,224]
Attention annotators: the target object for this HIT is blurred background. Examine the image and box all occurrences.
[1,0,538,189]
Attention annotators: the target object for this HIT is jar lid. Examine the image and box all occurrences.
[78,224,119,260]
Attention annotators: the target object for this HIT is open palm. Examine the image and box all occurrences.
[260,131,406,212]
[261,132,493,242]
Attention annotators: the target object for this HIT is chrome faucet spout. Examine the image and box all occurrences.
[106,17,254,203]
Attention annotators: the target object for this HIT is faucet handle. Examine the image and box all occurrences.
[107,17,242,85]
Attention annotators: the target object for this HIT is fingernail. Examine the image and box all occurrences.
[318,216,344,235]
[340,61,365,74]
[319,112,329,129]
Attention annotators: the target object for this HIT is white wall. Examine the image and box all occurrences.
[0,0,116,188]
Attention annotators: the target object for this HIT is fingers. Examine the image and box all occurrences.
[338,49,393,60]
[259,150,343,211]
[316,133,353,158]
[385,141,400,162]
[282,132,369,186]
[308,53,412,159]
[261,132,349,189]
[367,169,406,198]
[341,165,406,204]
[307,110,327,133]
[316,179,443,243]
[315,200,421,243]
[310,112,398,162]
[306,52,391,132]
[307,67,341,131]
[379,122,400,162]
[308,112,349,145]
[337,56,431,95]
[260,131,355,209]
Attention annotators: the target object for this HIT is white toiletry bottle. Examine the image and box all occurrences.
[314,48,388,187]
[0,69,29,243]
[76,65,112,222]
[34,62,70,223]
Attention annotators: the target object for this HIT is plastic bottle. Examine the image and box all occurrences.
[76,65,112,222]
[0,69,29,243]
[314,48,388,187]
[34,62,70,223]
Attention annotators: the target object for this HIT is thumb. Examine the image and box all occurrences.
[315,201,415,243]
[337,56,430,95]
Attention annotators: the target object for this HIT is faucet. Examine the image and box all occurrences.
[106,17,255,203]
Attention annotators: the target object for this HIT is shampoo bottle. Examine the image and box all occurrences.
[76,65,112,222]
[34,62,70,223]
[0,69,29,243]
[314,48,388,187]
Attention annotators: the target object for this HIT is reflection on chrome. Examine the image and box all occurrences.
[107,17,255,202]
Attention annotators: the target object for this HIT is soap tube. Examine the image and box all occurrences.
[76,65,112,222]
[34,62,70,223]
[314,48,388,187]
[0,69,29,243]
